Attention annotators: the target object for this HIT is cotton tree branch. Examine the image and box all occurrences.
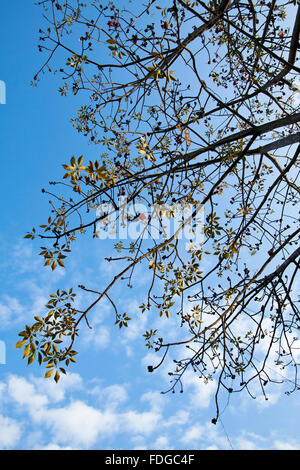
[18,0,300,415]
[260,2,300,88]
[257,246,300,287]
[184,112,300,162]
[198,0,300,75]
[246,133,300,155]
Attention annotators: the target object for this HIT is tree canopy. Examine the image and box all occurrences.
[17,0,300,422]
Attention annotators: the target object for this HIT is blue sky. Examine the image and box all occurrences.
[0,1,300,450]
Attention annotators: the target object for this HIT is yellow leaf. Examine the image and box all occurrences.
[28,354,35,365]
[51,260,57,271]
[15,339,27,349]
[44,369,54,378]
[23,344,31,359]
[62,165,75,171]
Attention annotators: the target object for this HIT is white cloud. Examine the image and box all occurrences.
[140,391,165,411]
[273,440,300,450]
[181,424,204,445]
[1,369,299,450]
[122,409,161,435]
[152,435,172,449]
[0,414,22,449]
[36,443,74,450]
[7,375,48,411]
[10,239,65,282]
[232,430,269,450]
[0,296,24,329]
[1,374,163,448]
[141,351,159,369]
[95,384,128,410]
[120,300,149,343]
[35,400,119,448]
[10,241,41,274]
[82,324,111,350]
[79,297,113,350]
[164,409,190,428]
[182,370,216,409]
[31,373,83,403]
[130,434,147,449]
[234,436,259,450]
[0,382,7,405]
[181,421,232,449]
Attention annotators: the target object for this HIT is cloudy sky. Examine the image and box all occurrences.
[0,1,300,451]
